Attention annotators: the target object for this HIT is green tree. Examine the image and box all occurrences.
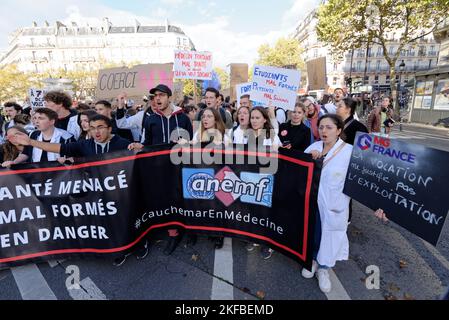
[0,65,34,102]
[316,0,449,113]
[256,37,305,71]
[214,67,230,90]
[35,68,99,100]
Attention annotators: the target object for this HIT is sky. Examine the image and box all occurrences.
[0,0,321,67]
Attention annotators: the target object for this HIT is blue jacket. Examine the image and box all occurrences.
[60,135,130,158]
[143,106,193,146]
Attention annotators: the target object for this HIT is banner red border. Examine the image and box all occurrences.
[0,149,314,264]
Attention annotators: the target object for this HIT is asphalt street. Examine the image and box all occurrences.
[1,123,448,301]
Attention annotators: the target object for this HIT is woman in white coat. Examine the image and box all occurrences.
[303,114,353,293]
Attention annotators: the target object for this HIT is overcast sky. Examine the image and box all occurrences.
[0,0,321,67]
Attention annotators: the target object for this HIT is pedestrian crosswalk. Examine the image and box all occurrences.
[2,238,352,301]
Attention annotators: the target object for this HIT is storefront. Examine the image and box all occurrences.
[410,66,449,124]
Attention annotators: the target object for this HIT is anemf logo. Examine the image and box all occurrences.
[356,134,416,164]
[182,167,274,208]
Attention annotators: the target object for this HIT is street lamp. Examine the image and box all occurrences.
[397,60,406,110]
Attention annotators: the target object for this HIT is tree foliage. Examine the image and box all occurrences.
[214,67,230,90]
[181,79,202,99]
[0,64,35,102]
[316,0,449,112]
[256,37,305,71]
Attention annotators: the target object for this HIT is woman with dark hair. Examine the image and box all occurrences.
[248,107,281,151]
[244,107,280,259]
[1,126,29,168]
[278,102,312,152]
[77,110,98,140]
[302,114,353,294]
[336,97,368,145]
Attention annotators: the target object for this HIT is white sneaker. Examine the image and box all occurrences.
[316,269,332,293]
[301,260,318,279]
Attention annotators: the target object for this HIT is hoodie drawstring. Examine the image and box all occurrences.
[160,114,166,143]
[175,115,180,141]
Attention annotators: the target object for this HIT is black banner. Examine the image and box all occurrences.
[344,132,449,246]
[0,144,320,269]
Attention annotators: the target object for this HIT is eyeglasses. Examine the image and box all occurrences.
[89,126,109,132]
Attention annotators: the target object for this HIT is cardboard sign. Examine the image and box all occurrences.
[96,64,174,100]
[251,65,301,111]
[29,89,47,109]
[344,132,449,246]
[306,57,327,91]
[174,51,213,80]
[230,63,249,101]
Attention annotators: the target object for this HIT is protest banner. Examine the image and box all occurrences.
[174,51,213,80]
[251,65,301,111]
[344,132,449,246]
[96,64,173,100]
[0,145,320,270]
[29,89,47,109]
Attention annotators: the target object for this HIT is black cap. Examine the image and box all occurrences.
[150,84,172,97]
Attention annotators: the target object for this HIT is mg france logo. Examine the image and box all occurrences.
[357,134,372,151]
[182,167,274,208]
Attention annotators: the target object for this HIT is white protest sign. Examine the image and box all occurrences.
[29,89,47,109]
[251,65,301,111]
[174,50,213,80]
[236,82,253,107]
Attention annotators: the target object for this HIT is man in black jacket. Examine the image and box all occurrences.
[130,84,193,256]
[11,114,130,158]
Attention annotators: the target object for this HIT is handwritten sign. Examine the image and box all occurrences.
[96,64,173,100]
[174,50,213,80]
[29,89,47,109]
[251,65,301,111]
[344,132,449,246]
[236,82,252,107]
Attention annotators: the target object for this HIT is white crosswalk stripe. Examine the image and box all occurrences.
[211,237,234,300]
[11,264,57,300]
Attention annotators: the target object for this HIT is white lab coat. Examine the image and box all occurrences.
[305,138,353,268]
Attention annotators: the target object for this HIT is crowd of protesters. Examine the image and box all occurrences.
[1,85,393,294]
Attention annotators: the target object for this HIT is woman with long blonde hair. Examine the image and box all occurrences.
[192,107,230,145]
